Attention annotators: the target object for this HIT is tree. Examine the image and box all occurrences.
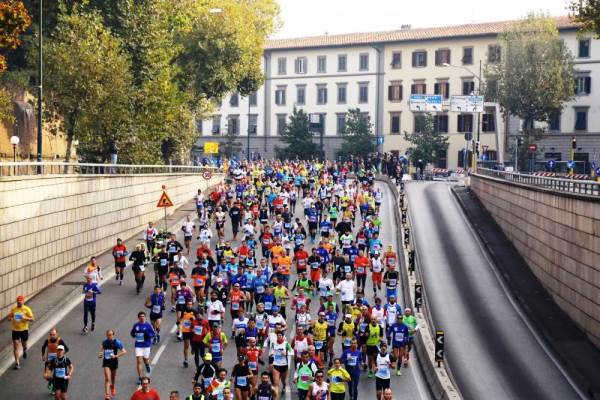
[276,107,318,160]
[338,108,376,159]
[569,0,600,38]
[44,6,132,162]
[403,114,449,166]
[220,129,242,159]
[484,13,575,139]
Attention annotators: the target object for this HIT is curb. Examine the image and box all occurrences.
[377,176,462,400]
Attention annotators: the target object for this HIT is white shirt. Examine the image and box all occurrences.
[207,300,224,321]
[375,353,392,379]
[336,280,356,302]
[182,221,195,236]
[175,255,189,269]
[372,257,383,273]
[199,228,213,243]
[195,193,205,206]
[318,278,334,297]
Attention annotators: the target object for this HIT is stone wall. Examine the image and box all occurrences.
[0,173,222,318]
[470,174,600,347]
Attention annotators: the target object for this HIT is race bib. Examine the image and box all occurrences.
[14,313,23,322]
[194,326,203,335]
[177,295,185,304]
[237,376,247,386]
[211,342,221,353]
[248,361,257,370]
[152,305,162,314]
[54,367,66,379]
[343,338,352,347]
[256,320,264,329]
[47,352,57,361]
[347,355,357,366]
[136,332,145,342]
[264,302,272,310]
[104,349,114,359]
[357,266,365,274]
[274,354,286,364]
[231,302,240,310]
[300,373,311,382]
[256,286,265,294]
[315,340,324,350]
[160,259,167,266]
[395,332,404,342]
[344,265,351,273]
[183,320,191,329]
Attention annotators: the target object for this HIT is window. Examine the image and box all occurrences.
[336,113,346,135]
[276,114,287,135]
[434,81,450,99]
[436,149,447,169]
[317,85,328,105]
[434,114,449,133]
[229,92,239,107]
[575,108,588,131]
[296,85,306,105]
[211,115,221,135]
[412,51,427,67]
[227,116,239,135]
[488,45,501,64]
[391,52,402,69]
[411,82,426,94]
[462,80,475,95]
[544,152,561,161]
[482,107,496,132]
[462,47,473,65]
[275,86,286,106]
[359,53,369,71]
[414,115,427,132]
[337,84,347,104]
[359,83,369,103]
[549,110,560,132]
[574,153,590,174]
[390,112,401,134]
[249,92,257,107]
[388,82,403,102]
[196,119,203,134]
[338,54,347,72]
[248,114,258,135]
[277,57,287,75]
[457,114,474,132]
[457,150,472,168]
[317,56,327,73]
[294,57,307,74]
[575,76,591,95]
[435,49,451,66]
[578,39,590,58]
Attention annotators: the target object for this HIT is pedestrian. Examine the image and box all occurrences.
[44,345,73,400]
[99,329,127,400]
[130,312,155,384]
[82,275,101,333]
[113,238,129,286]
[41,328,69,394]
[8,294,34,369]
[129,376,160,400]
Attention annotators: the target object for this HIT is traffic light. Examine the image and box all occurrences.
[517,137,523,146]
[572,137,577,149]
[475,141,480,155]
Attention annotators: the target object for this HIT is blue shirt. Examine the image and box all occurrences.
[131,322,155,348]
[83,283,101,303]
[149,293,165,315]
[341,349,363,371]
[319,221,332,233]
[390,322,410,346]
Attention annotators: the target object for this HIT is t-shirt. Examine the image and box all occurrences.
[336,280,355,302]
[130,388,161,400]
[375,353,392,379]
[10,305,33,332]
[327,367,351,393]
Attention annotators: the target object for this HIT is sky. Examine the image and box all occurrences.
[271,0,572,39]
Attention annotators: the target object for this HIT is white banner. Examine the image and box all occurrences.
[450,95,484,112]
[409,94,443,112]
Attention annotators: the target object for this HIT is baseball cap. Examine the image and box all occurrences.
[345,314,352,319]
[16,295,25,302]
[57,345,65,351]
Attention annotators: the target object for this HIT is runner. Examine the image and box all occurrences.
[341,338,362,400]
[403,308,419,367]
[145,286,165,343]
[255,372,278,400]
[112,238,128,286]
[202,323,228,369]
[129,376,160,400]
[144,222,159,255]
[99,329,127,399]
[389,314,409,376]
[374,343,394,399]
[42,328,69,394]
[130,244,148,294]
[8,295,34,370]
[268,330,292,396]
[130,311,155,384]
[182,215,196,255]
[308,370,329,400]
[293,351,318,400]
[82,275,101,333]
[44,345,73,400]
[231,355,252,400]
[181,300,196,367]
[327,358,351,400]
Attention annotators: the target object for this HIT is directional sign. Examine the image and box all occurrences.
[377,136,384,145]
[450,95,484,112]
[435,330,445,363]
[408,250,416,273]
[204,142,219,154]
[156,191,174,208]
[409,94,443,112]
[414,283,423,308]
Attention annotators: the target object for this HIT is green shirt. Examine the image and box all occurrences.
[366,324,382,346]
[296,362,316,390]
[403,315,417,336]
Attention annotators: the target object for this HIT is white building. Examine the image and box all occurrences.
[195,16,600,172]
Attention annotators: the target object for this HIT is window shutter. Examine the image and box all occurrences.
[434,83,440,95]
[422,84,426,94]
[412,52,417,67]
[388,86,393,101]
[445,83,450,98]
[423,52,427,67]
[458,115,463,132]
[585,77,591,94]
[411,84,416,94]
[400,85,403,100]
[435,50,440,66]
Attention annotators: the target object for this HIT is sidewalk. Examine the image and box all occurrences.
[0,197,200,374]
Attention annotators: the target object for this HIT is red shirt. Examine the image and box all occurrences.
[294,250,309,272]
[113,245,127,263]
[130,388,160,400]
[354,256,370,275]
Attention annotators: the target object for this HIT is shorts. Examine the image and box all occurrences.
[184,235,192,242]
[375,377,390,390]
[150,312,162,321]
[12,330,28,342]
[372,272,383,284]
[115,261,126,269]
[386,288,397,299]
[366,345,379,356]
[308,222,317,230]
[182,332,193,341]
[272,363,288,374]
[176,303,186,312]
[52,379,69,393]
[310,270,321,283]
[135,347,151,358]
[321,231,330,238]
[102,359,119,370]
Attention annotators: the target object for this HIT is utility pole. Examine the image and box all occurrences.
[36,0,43,171]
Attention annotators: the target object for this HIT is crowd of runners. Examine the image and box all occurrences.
[8,158,418,400]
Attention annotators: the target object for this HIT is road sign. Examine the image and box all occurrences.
[529,143,537,152]
[202,169,212,180]
[204,142,219,154]
[157,190,174,208]
[414,283,423,308]
[377,136,384,145]
[567,160,575,169]
[435,331,445,364]
[464,132,473,141]
[450,95,484,112]
[409,94,443,112]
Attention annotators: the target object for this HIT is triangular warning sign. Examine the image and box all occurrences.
[156,191,174,208]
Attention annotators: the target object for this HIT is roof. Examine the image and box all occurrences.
[265,15,578,50]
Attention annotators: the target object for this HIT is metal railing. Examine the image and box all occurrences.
[476,168,600,196]
[0,162,221,177]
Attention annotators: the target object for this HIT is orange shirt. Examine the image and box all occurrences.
[354,256,370,275]
[271,245,285,265]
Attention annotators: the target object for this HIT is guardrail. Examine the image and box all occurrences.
[476,168,600,196]
[0,162,221,177]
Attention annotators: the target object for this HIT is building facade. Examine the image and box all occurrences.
[195,16,600,170]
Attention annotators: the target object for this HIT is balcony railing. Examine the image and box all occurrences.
[475,168,600,196]
[0,162,221,177]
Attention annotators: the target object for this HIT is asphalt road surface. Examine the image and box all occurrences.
[406,181,587,400]
[0,181,431,400]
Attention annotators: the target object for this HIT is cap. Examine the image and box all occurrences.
[271,305,280,312]
[238,354,246,361]
[318,312,325,316]
[248,336,257,342]
[56,345,65,351]
[16,295,24,302]
[204,353,213,361]
[345,314,352,319]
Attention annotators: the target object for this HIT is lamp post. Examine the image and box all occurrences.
[247,96,251,161]
[37,0,43,171]
[10,135,20,162]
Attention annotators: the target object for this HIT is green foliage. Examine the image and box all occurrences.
[220,129,242,159]
[484,13,575,137]
[276,107,319,160]
[338,108,376,159]
[569,0,600,38]
[403,114,449,166]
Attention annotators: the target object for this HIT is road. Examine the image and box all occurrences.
[0,181,431,400]
[406,181,587,400]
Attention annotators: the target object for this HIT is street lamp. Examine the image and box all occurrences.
[10,135,20,162]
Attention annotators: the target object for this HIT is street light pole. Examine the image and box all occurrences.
[247,96,251,161]
[36,0,43,170]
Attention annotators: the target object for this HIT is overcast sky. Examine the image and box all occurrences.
[272,0,572,39]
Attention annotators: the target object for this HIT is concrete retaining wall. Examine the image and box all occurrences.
[470,174,600,347]
[0,173,222,318]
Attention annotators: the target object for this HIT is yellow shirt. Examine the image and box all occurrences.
[10,305,33,332]
[327,367,351,393]
[313,320,328,341]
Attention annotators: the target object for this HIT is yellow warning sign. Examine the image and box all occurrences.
[204,142,219,154]
[156,191,174,208]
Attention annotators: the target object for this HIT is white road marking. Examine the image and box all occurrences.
[150,323,177,366]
